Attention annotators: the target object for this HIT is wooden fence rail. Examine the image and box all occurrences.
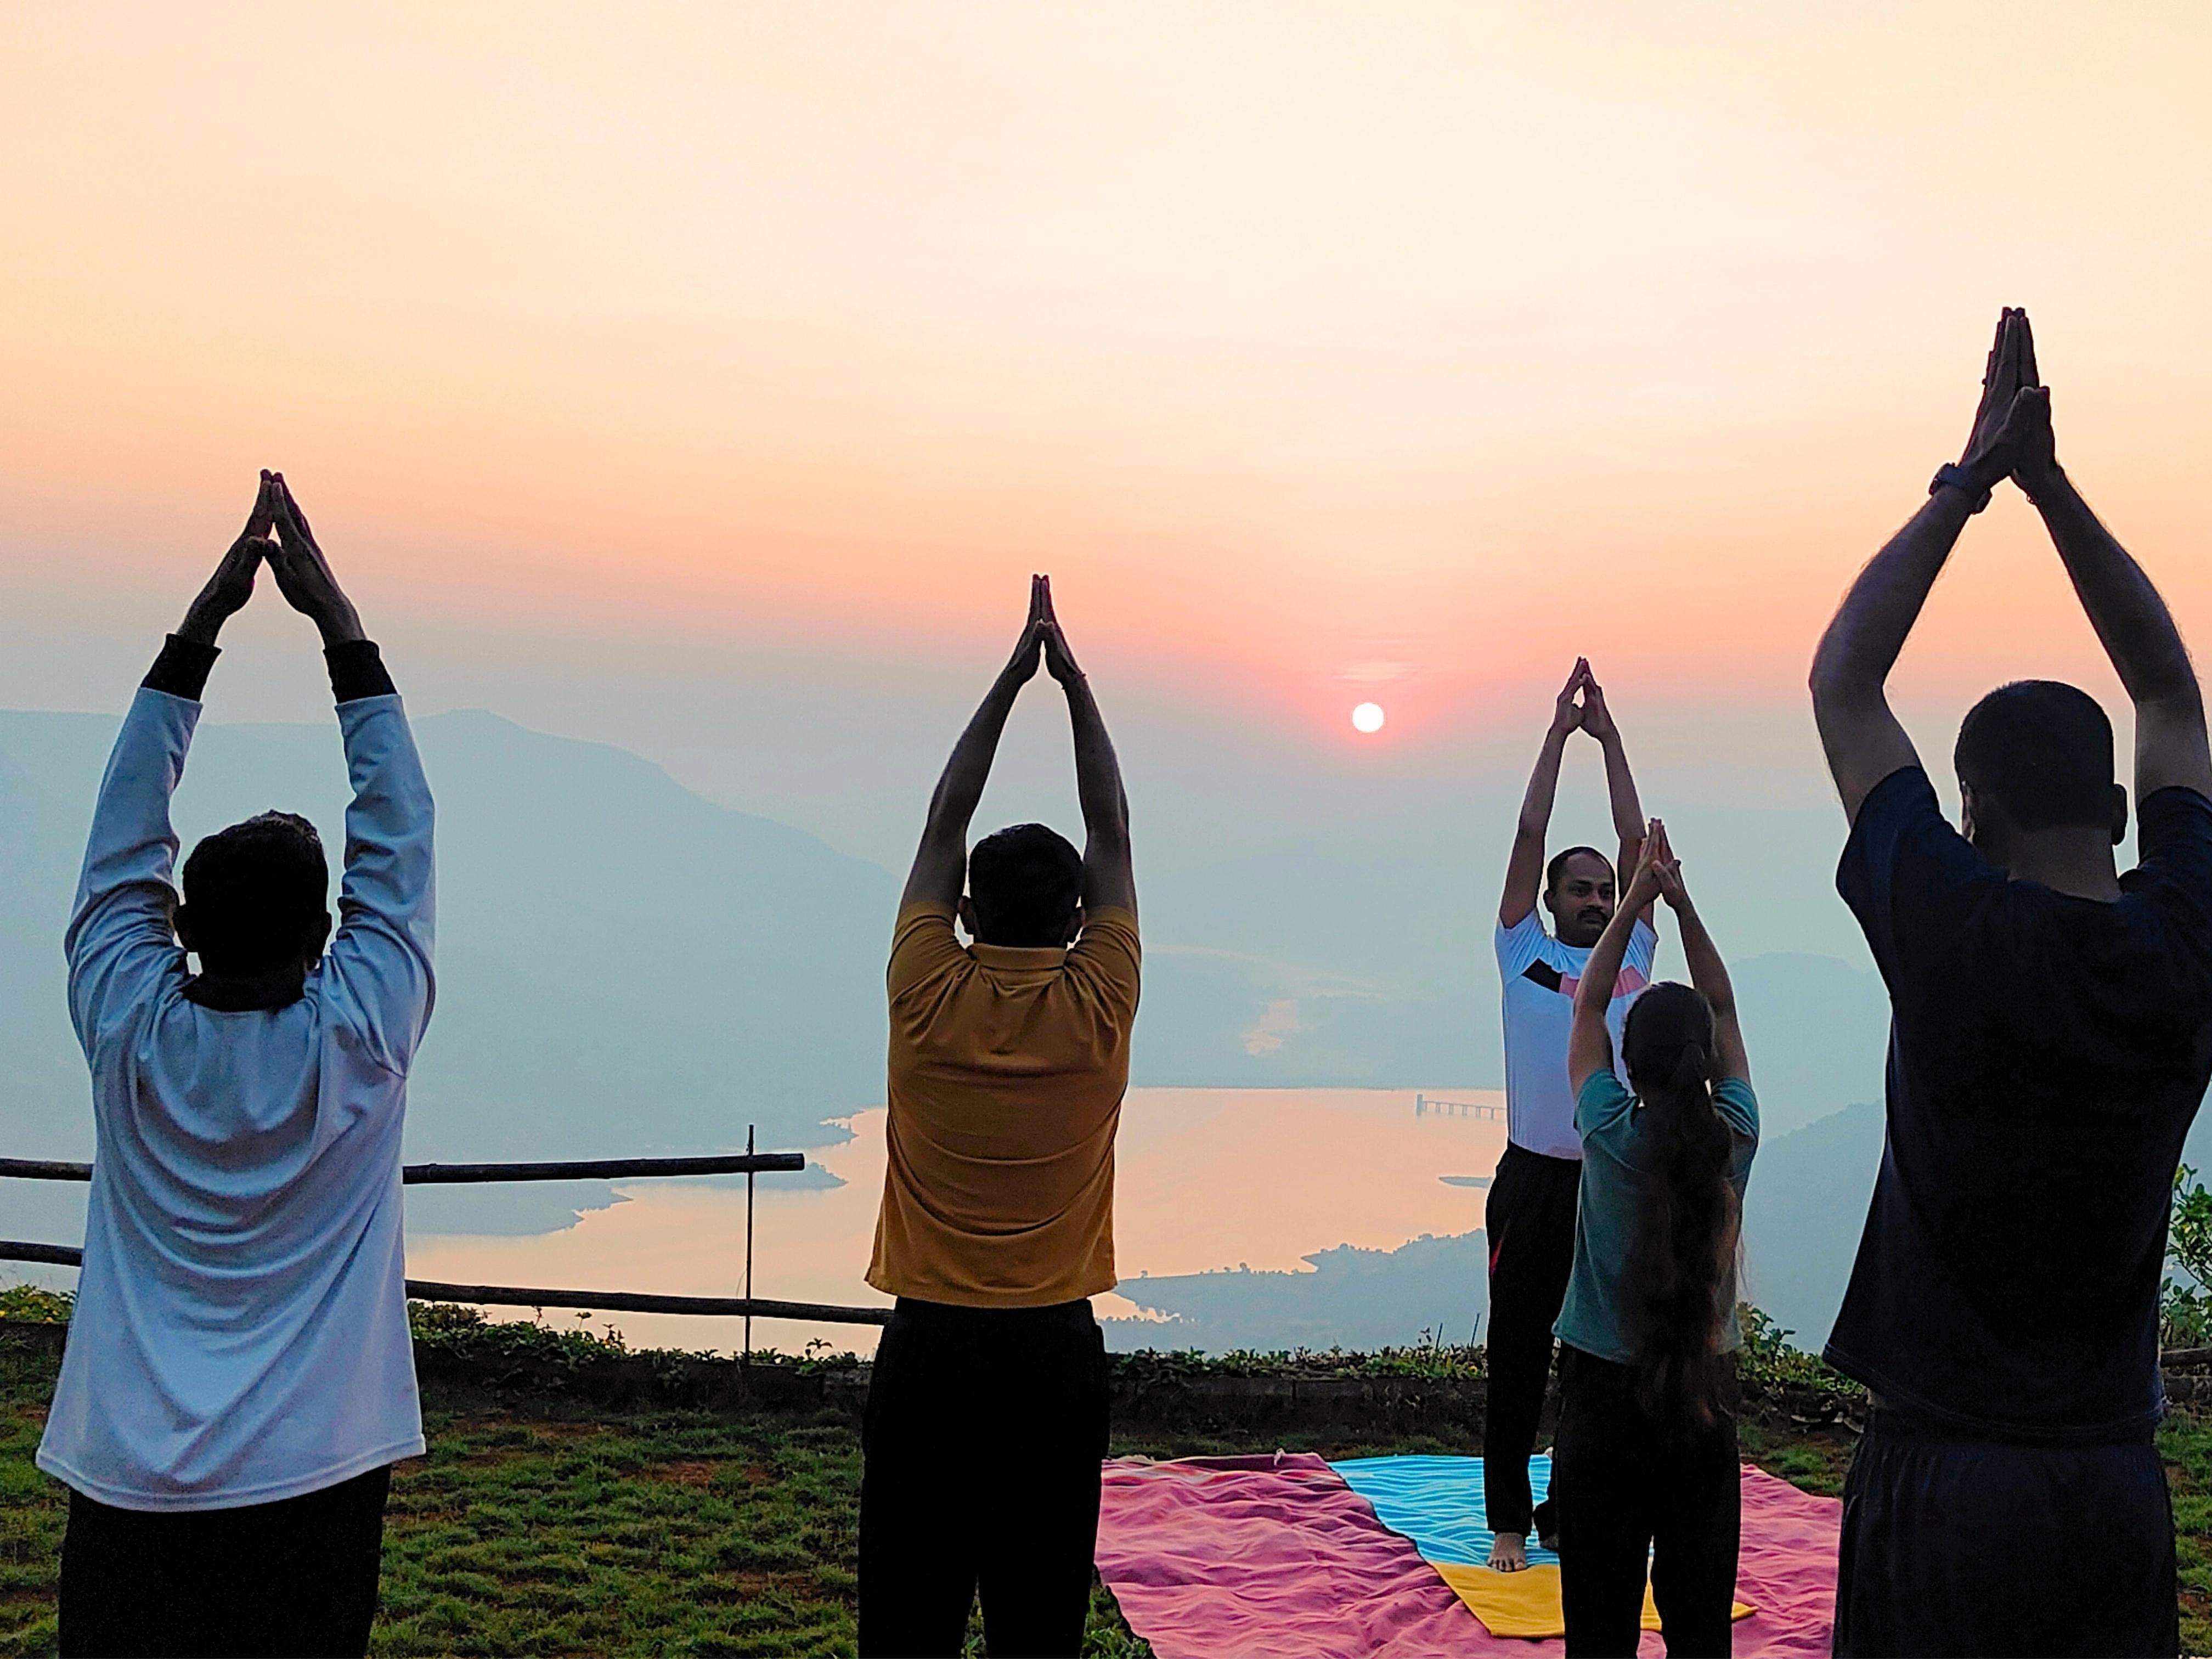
[0,1153,806,1185]
[0,1242,890,1327]
[1,1139,882,1339]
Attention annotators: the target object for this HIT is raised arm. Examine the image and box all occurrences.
[1811,309,2033,823]
[66,479,278,1046]
[2007,320,2212,803]
[1576,669,1650,923]
[1501,662,1590,927]
[1567,821,1666,1094]
[1645,826,1748,1085]
[268,475,435,1068]
[1039,579,1135,917]
[901,578,1046,911]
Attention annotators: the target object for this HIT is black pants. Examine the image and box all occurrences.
[1553,1346,1740,1659]
[1483,1141,1581,1538]
[58,1464,392,1658]
[1833,1409,2177,1658]
[859,1296,1110,1658]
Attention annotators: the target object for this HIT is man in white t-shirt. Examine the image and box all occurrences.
[1483,659,1655,1573]
[39,475,435,1658]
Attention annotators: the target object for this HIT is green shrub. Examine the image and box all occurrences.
[0,1282,73,1323]
[2165,1165,2212,1348]
[1734,1305,1864,1402]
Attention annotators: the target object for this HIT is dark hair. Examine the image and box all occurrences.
[967,823,1084,947]
[1621,980,1739,1430]
[1544,845,1612,895]
[179,812,330,975]
[1955,680,2115,832]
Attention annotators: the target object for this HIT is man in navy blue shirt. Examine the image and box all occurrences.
[1809,308,2212,1657]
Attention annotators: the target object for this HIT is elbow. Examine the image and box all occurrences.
[1807,650,1850,709]
[1090,793,1132,847]
[1808,620,1869,707]
[1809,656,1883,725]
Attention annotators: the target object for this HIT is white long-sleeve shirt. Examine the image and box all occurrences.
[37,670,436,1510]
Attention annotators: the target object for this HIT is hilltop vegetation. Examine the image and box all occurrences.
[6,1306,2212,1655]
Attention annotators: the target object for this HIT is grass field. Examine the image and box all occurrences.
[5,1331,2210,1656]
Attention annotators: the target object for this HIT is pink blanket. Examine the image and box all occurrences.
[1731,1465,1843,1658]
[1095,1454,1484,1657]
[1095,1454,1839,1658]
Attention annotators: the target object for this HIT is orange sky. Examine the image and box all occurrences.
[4,3,2210,760]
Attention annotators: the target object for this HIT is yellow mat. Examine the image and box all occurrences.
[1433,1562,1753,1639]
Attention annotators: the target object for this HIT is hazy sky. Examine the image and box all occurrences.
[5,4,2209,931]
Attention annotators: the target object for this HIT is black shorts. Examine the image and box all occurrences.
[1834,1410,2176,1658]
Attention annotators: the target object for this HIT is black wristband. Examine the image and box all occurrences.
[143,635,220,701]
[326,639,398,704]
[1929,462,1994,514]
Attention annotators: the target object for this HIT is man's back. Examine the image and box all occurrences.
[1826,767,2212,1437]
[868,902,1140,1309]
[40,680,436,1509]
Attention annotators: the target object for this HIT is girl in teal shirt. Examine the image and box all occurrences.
[1555,821,1758,1657]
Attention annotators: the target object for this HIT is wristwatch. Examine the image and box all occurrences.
[1929,462,1993,514]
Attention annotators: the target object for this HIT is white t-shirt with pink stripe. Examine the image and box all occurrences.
[1494,910,1656,1160]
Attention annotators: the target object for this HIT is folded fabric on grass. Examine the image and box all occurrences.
[1332,1452,1559,1568]
[1093,1453,1489,1658]
[1335,1454,1836,1654]
[1094,1452,1838,1657]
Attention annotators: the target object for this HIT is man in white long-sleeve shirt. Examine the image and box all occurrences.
[39,473,435,1659]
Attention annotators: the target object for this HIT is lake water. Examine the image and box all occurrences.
[408,1086,1509,1357]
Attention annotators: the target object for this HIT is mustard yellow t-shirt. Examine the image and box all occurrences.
[867,902,1141,1308]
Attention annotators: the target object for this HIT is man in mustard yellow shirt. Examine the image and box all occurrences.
[859,575,1139,1659]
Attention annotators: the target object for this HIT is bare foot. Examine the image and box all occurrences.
[1488,1531,1528,1572]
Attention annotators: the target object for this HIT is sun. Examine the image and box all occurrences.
[1351,702,1386,734]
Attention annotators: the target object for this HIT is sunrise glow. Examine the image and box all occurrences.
[2,4,2208,753]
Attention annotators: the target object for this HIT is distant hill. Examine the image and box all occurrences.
[0,703,1915,1256]
[1108,1231,1490,1353]
[0,708,898,1171]
[1740,1102,1884,1348]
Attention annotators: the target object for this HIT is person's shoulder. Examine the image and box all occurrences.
[1575,1068,1633,1116]
[889,904,967,991]
[2136,786,2212,870]
[1714,1076,1759,1128]
[1839,764,1988,902]
[1842,765,1950,856]
[1068,907,1141,995]
[1079,906,1139,948]
[1574,1069,1638,1149]
[1495,909,1561,970]
[1495,909,1546,946]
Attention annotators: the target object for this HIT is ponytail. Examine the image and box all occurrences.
[1621,985,1740,1430]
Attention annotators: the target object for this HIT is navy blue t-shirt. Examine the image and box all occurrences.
[1825,766,2212,1442]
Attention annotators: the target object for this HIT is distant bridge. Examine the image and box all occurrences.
[1413,1092,1506,1122]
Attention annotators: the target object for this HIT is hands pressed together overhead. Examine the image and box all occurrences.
[1002,573,1086,690]
[1628,817,1689,915]
[1950,307,2060,505]
[1550,658,1618,744]
[178,472,364,649]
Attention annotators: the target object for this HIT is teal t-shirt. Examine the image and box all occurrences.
[1552,1070,1759,1365]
